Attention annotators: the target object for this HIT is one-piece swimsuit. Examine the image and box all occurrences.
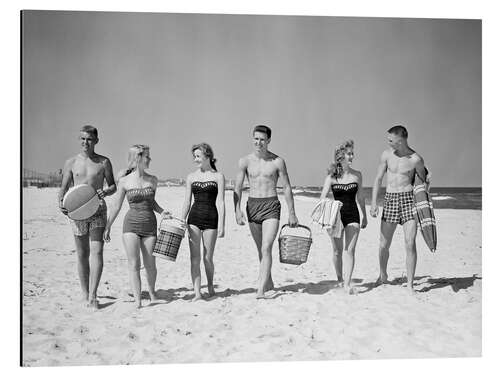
[123,186,157,237]
[331,182,360,227]
[187,181,218,230]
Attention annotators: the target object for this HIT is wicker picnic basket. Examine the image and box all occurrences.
[152,217,186,261]
[278,224,313,265]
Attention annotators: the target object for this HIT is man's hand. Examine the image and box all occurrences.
[235,208,246,225]
[288,212,298,227]
[370,205,379,218]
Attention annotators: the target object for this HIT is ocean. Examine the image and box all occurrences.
[290,187,482,210]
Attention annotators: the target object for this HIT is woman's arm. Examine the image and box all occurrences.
[216,173,226,237]
[180,174,193,222]
[106,180,126,228]
[319,174,332,200]
[356,172,367,228]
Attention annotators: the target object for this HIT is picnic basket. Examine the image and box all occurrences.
[278,224,313,265]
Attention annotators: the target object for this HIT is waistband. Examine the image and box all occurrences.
[384,191,413,197]
[247,196,279,202]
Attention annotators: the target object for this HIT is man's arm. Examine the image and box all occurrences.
[216,173,226,237]
[277,158,298,227]
[98,158,116,198]
[413,155,426,185]
[58,158,74,215]
[370,152,388,217]
[233,157,247,219]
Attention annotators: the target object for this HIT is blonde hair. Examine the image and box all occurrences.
[327,140,354,179]
[125,144,150,175]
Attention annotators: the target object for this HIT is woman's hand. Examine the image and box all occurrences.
[161,210,173,220]
[361,215,368,229]
[217,227,225,238]
[103,226,111,242]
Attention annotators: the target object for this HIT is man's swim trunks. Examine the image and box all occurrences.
[69,199,107,236]
[246,196,281,224]
[381,191,415,225]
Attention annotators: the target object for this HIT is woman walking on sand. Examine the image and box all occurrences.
[318,140,367,294]
[104,145,172,308]
[181,143,226,301]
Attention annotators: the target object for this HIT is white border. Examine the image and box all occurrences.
[6,1,498,374]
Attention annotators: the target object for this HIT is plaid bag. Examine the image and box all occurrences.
[153,218,185,261]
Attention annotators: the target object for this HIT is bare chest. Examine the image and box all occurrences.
[72,158,104,182]
[387,155,415,176]
[247,160,278,180]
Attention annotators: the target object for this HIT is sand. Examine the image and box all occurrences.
[22,187,481,366]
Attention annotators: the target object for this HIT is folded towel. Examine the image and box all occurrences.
[311,199,344,237]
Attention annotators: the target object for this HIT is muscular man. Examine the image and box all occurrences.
[58,125,116,309]
[370,125,426,294]
[234,125,298,299]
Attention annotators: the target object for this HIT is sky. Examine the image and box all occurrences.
[22,11,481,187]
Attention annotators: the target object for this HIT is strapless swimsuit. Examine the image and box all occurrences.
[123,187,157,238]
[187,181,219,230]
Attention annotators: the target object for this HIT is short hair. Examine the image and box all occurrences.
[387,125,408,139]
[80,125,98,139]
[253,125,272,139]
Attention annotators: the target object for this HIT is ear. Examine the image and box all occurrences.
[95,137,99,144]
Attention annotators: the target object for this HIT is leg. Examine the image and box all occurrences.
[188,225,203,301]
[402,219,418,294]
[201,229,218,297]
[378,221,397,283]
[73,234,90,302]
[88,227,105,310]
[327,228,344,283]
[343,224,360,294]
[255,219,280,298]
[140,236,159,302]
[122,233,142,308]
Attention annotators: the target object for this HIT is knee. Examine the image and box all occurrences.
[203,253,213,264]
[333,247,343,257]
[190,254,201,264]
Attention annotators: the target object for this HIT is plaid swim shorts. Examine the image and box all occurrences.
[382,191,415,225]
[69,200,107,236]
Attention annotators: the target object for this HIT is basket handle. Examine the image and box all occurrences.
[279,224,312,238]
[159,216,186,229]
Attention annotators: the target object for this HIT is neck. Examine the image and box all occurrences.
[200,165,211,172]
[254,149,268,158]
[135,167,145,177]
[80,150,95,158]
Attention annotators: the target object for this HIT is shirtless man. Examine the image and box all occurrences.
[58,125,116,309]
[370,125,426,294]
[234,125,298,299]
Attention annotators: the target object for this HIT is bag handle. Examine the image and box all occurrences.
[279,224,312,238]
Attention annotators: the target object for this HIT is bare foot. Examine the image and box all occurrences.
[375,275,389,285]
[191,294,204,302]
[87,299,99,311]
[264,280,275,292]
[207,286,216,297]
[149,292,161,303]
[344,285,357,295]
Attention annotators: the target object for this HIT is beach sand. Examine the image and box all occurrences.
[22,187,481,366]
